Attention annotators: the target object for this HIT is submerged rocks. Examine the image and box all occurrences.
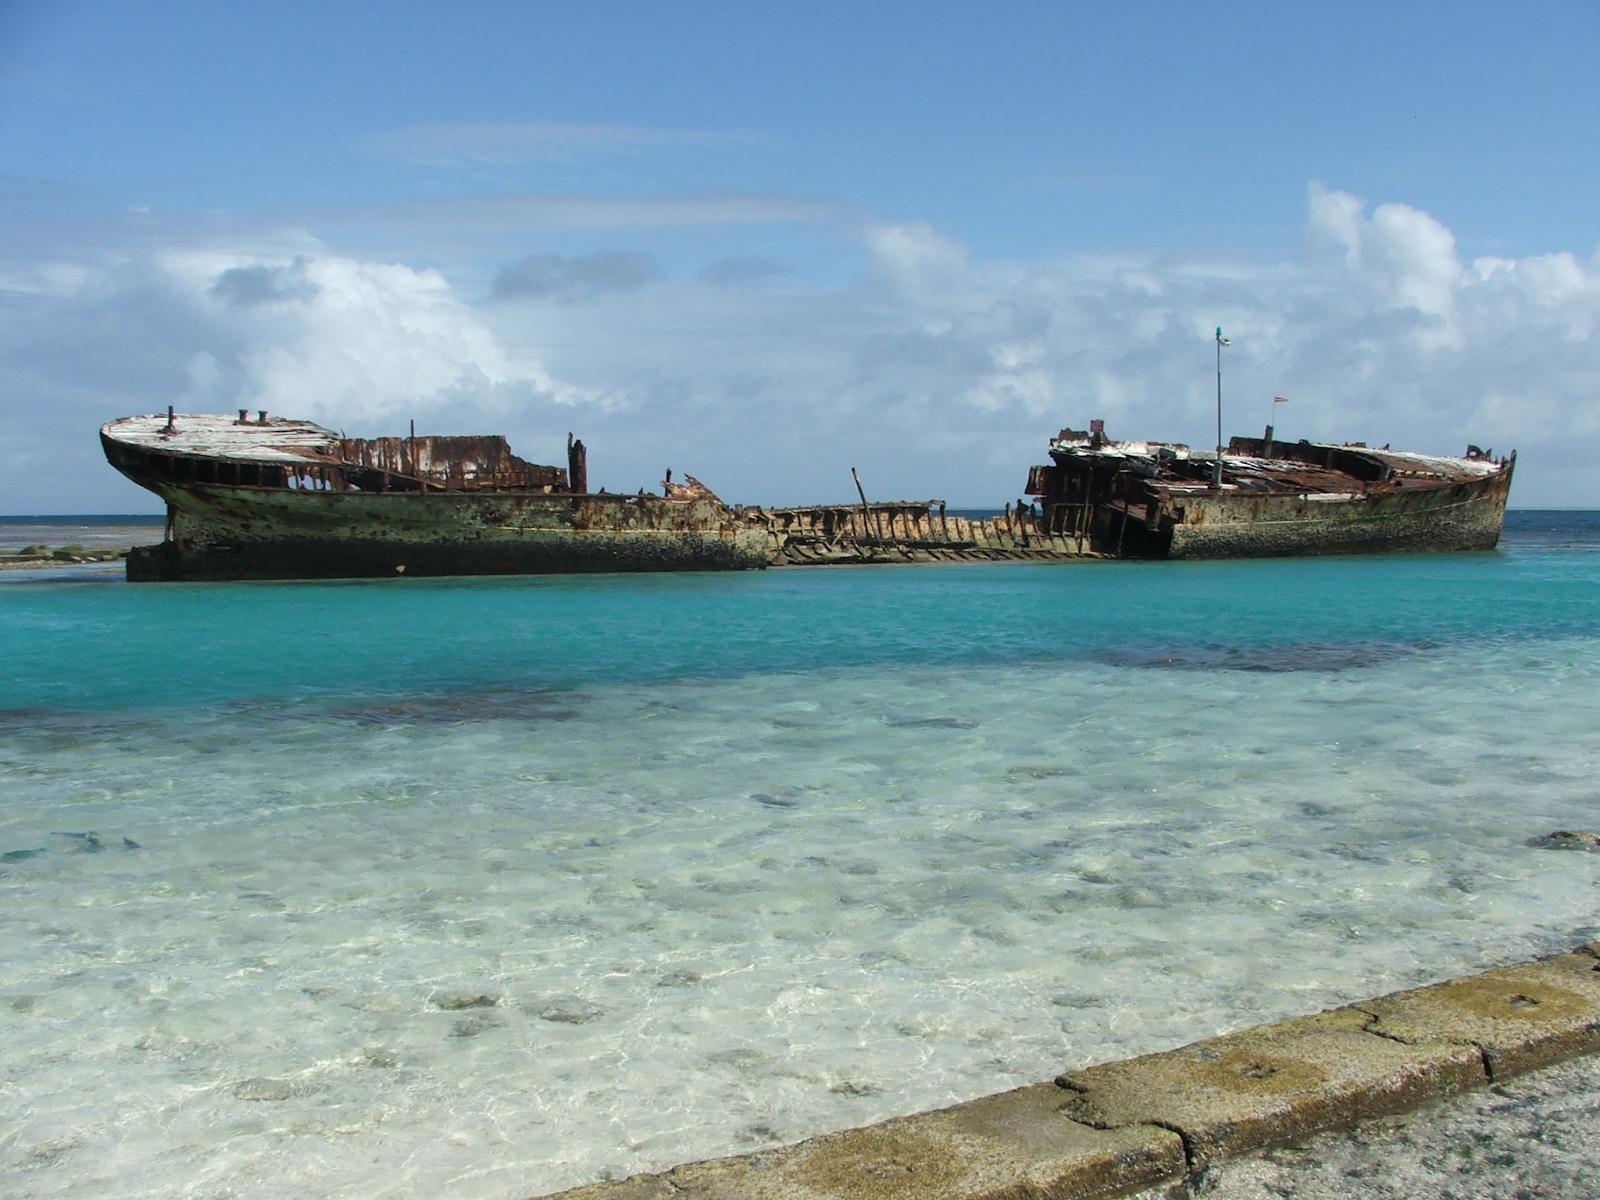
[4,833,142,862]
[536,996,603,1024]
[751,793,798,808]
[1543,829,1600,848]
[434,992,499,1010]
[450,1013,502,1038]
[233,1077,294,1101]
[431,991,507,1036]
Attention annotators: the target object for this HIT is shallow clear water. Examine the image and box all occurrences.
[3,513,1600,1198]
[0,514,162,555]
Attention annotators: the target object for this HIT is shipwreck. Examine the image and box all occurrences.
[1024,421,1515,559]
[100,408,1514,582]
[101,409,769,581]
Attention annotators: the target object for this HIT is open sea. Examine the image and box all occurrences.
[3,511,1600,1199]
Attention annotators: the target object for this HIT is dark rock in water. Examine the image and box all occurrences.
[657,970,701,987]
[450,1013,502,1038]
[435,992,499,1010]
[361,1047,399,1068]
[40,834,140,853]
[25,1136,84,1166]
[9,995,39,1012]
[885,716,979,729]
[751,793,798,808]
[1051,992,1107,1009]
[1096,641,1420,673]
[828,1080,883,1096]
[2,848,46,862]
[233,1077,293,1101]
[1544,830,1600,848]
[52,831,105,852]
[536,997,602,1024]
[1009,765,1078,780]
[339,688,580,728]
[858,950,908,966]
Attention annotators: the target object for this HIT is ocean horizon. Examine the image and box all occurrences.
[4,515,1600,1197]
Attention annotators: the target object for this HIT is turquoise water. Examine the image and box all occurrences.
[6,521,1600,714]
[3,514,1600,1198]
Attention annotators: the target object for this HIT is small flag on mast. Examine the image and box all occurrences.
[1273,396,1290,404]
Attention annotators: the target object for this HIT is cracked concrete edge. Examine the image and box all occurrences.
[533,945,1600,1200]
[1356,945,1600,1081]
[1052,1005,1490,1168]
[543,1085,1186,1200]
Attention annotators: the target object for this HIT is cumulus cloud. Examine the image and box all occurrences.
[0,237,591,509]
[474,188,1600,506]
[208,256,320,307]
[179,250,577,425]
[491,250,661,301]
[2,183,1598,512]
[1306,182,1465,343]
[865,222,971,304]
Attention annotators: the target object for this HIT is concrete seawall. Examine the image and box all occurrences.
[536,944,1600,1200]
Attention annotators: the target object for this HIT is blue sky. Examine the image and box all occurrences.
[2,1,1598,510]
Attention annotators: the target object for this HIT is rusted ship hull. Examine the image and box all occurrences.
[1027,423,1515,561]
[102,412,768,582]
[1162,467,1512,559]
[125,484,769,581]
[102,410,1517,580]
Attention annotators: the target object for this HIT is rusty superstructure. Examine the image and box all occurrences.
[102,409,767,580]
[1024,421,1515,559]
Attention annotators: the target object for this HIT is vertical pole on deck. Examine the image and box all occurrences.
[1213,326,1230,487]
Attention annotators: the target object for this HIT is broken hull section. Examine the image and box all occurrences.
[127,485,770,581]
[1165,470,1514,558]
[1028,427,1515,560]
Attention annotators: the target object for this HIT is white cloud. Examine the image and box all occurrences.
[473,187,1599,506]
[2,184,1597,512]
[165,248,581,426]
[0,240,588,511]
[1307,182,1465,345]
[0,260,91,297]
[865,222,971,306]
